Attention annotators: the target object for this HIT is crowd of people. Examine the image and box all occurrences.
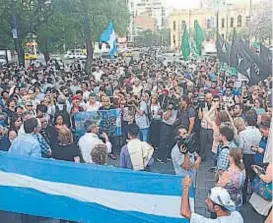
[0,53,272,222]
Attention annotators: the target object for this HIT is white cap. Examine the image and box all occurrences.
[209,187,236,211]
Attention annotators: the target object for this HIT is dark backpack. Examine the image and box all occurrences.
[54,104,71,128]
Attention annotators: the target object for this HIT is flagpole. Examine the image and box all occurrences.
[229,28,236,68]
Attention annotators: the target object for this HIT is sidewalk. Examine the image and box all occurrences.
[195,158,264,222]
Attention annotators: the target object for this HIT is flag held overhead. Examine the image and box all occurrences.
[99,22,117,58]
[181,25,190,61]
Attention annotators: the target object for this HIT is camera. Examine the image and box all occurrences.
[127,99,138,107]
[176,133,197,154]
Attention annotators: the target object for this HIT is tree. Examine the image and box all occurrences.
[135,28,170,47]
[249,3,272,44]
[0,0,55,66]
[0,0,129,68]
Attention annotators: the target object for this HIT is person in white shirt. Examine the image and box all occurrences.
[92,67,104,83]
[86,93,101,111]
[78,120,112,163]
[132,79,143,98]
[81,82,90,102]
[181,176,244,223]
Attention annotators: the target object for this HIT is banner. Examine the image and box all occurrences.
[216,33,231,64]
[0,152,195,223]
[230,35,271,85]
[259,44,272,72]
[74,109,122,137]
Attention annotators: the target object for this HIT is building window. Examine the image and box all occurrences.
[173,35,176,45]
[207,19,211,29]
[230,17,234,28]
[221,18,225,28]
[181,20,186,29]
[237,15,242,27]
[245,16,250,27]
[173,21,176,31]
[221,34,224,39]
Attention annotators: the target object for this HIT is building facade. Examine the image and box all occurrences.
[168,2,265,50]
[127,0,167,42]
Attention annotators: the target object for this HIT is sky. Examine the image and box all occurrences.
[164,0,201,9]
[164,0,262,9]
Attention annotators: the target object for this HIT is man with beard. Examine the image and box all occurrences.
[223,87,235,108]
[177,95,196,136]
[233,103,244,118]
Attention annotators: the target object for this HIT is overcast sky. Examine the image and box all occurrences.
[164,0,262,9]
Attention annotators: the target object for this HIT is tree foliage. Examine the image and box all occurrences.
[0,0,129,64]
[249,4,272,43]
[135,28,170,47]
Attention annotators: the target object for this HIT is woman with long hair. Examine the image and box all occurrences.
[52,127,81,163]
[253,98,266,116]
[9,114,23,133]
[216,148,246,209]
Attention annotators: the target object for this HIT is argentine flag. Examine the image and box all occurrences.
[0,152,195,223]
[100,22,117,58]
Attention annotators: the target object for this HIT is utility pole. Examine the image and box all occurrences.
[10,0,24,66]
[81,0,93,75]
[215,0,219,38]
[247,0,252,46]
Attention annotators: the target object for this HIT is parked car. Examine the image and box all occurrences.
[64,52,86,60]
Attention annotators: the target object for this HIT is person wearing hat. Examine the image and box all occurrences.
[181,176,243,222]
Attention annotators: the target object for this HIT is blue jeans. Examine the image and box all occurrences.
[139,128,150,143]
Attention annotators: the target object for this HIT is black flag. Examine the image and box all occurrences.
[230,35,252,76]
[260,44,272,72]
[230,35,271,85]
[216,34,231,64]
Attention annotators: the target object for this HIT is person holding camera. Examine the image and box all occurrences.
[171,125,201,182]
[78,120,112,163]
[156,102,178,163]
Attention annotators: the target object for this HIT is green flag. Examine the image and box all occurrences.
[194,20,205,56]
[181,25,190,61]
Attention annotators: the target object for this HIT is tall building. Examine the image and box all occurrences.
[168,2,267,50]
[126,0,167,42]
[135,0,166,29]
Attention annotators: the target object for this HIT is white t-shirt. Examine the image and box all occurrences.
[78,133,112,163]
[190,212,243,223]
[135,101,150,129]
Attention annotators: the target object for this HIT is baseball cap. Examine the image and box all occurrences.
[208,187,236,211]
[72,95,81,101]
[25,101,33,106]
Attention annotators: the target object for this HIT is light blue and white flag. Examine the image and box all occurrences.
[0,152,195,223]
[99,22,117,58]
[74,109,122,137]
